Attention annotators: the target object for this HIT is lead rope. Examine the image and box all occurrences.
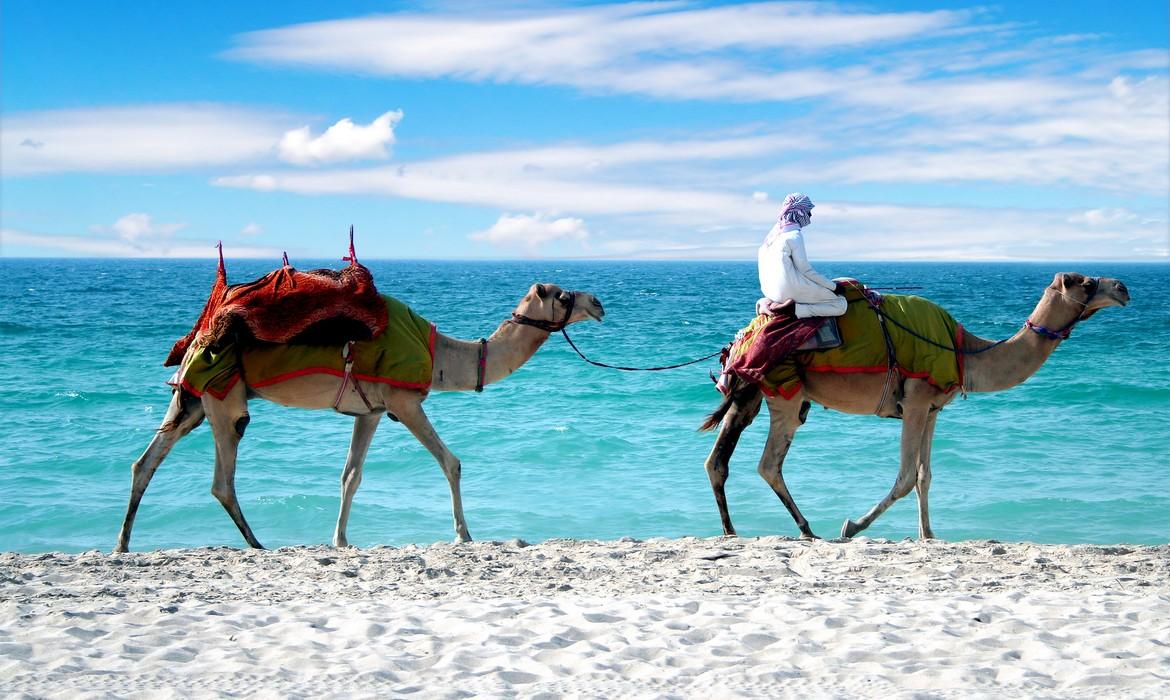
[560,329,726,371]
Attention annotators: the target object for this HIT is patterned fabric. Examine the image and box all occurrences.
[174,295,436,399]
[777,193,814,227]
[718,310,824,394]
[165,254,387,367]
[731,281,964,399]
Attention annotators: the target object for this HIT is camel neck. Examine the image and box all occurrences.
[961,289,1080,393]
[430,320,550,392]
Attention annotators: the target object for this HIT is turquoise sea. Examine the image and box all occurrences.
[1,259,1167,552]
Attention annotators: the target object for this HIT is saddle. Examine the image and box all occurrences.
[165,237,388,367]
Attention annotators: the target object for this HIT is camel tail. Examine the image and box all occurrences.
[699,377,753,431]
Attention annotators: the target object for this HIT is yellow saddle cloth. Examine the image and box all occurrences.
[750,285,965,399]
[174,295,435,399]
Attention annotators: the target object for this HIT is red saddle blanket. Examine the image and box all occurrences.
[165,253,388,367]
[718,304,824,393]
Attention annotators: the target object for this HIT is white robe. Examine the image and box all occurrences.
[757,223,846,318]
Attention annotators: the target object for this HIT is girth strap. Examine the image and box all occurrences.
[333,340,375,414]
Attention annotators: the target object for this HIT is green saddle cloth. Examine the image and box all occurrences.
[175,295,435,399]
[760,285,964,399]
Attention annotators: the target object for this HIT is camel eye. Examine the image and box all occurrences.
[558,291,571,304]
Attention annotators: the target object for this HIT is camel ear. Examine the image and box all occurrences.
[534,284,549,299]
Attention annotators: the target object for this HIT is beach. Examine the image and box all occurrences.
[2,536,1167,698]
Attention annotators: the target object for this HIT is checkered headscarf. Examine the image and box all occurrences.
[778,193,814,227]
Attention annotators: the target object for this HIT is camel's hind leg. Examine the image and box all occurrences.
[702,383,763,536]
[758,395,817,538]
[391,398,472,542]
[332,412,382,548]
[915,410,940,540]
[842,379,936,538]
[203,382,264,548]
[114,390,206,553]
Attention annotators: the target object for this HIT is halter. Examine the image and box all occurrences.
[1024,277,1099,341]
[510,292,576,333]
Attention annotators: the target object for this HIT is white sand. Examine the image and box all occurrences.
[2,537,1168,698]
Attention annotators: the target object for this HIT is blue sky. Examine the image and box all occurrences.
[2,1,1167,261]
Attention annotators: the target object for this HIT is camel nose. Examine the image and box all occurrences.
[1116,281,1130,303]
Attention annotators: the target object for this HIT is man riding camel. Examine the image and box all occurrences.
[756,193,846,319]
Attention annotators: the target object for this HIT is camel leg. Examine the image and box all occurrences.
[702,385,763,536]
[333,412,382,548]
[916,410,940,540]
[392,400,472,543]
[203,382,264,549]
[114,391,206,553]
[842,381,934,539]
[758,396,817,539]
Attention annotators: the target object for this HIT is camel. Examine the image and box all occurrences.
[700,272,1129,541]
[114,283,604,552]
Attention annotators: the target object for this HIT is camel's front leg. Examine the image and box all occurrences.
[702,384,763,536]
[842,380,934,539]
[758,396,816,538]
[333,412,382,548]
[392,400,472,543]
[203,382,264,549]
[114,390,206,553]
[915,410,940,540]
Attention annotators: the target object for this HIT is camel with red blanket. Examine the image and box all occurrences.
[114,253,603,552]
[700,273,1129,541]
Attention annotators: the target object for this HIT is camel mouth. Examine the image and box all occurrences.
[585,306,605,322]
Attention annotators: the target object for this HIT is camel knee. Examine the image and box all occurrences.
[893,475,916,500]
[705,457,729,484]
[441,458,461,482]
[211,480,237,505]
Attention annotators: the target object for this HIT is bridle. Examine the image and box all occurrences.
[1024,277,1099,341]
[467,291,575,394]
[510,292,577,333]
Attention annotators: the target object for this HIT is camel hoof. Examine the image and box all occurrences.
[799,531,821,541]
[840,520,861,538]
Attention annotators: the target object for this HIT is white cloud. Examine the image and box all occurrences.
[0,105,296,175]
[470,212,589,250]
[752,191,768,202]
[1068,208,1140,226]
[2,228,282,258]
[227,5,970,90]
[110,213,186,243]
[278,110,403,165]
[241,222,264,236]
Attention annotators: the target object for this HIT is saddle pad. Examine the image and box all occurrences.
[165,260,387,367]
[760,284,965,399]
[175,295,435,399]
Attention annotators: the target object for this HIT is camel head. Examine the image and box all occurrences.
[514,283,605,331]
[1051,272,1129,321]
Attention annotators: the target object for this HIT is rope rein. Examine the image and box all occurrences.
[527,280,1095,375]
[560,329,726,372]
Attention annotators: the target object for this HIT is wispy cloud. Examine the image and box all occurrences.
[470,212,590,252]
[107,213,187,243]
[2,227,283,258]
[226,4,973,104]
[0,105,407,175]
[0,105,293,175]
[278,110,403,165]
